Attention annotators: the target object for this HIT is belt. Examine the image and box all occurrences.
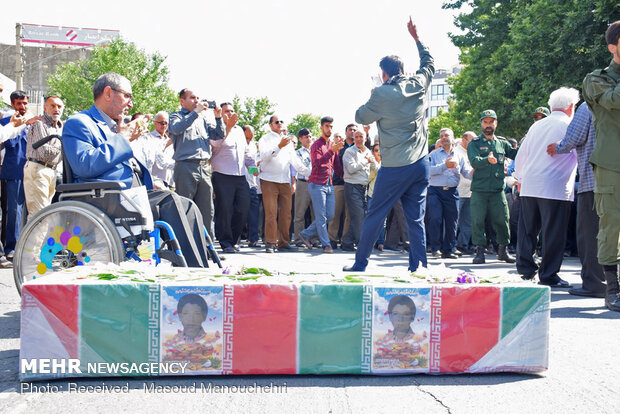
[431,185,457,191]
[28,158,56,169]
[298,178,307,182]
[180,158,210,165]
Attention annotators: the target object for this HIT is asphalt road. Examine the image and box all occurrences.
[1,247,619,413]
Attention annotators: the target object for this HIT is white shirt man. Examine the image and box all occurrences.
[513,87,579,288]
[258,115,310,252]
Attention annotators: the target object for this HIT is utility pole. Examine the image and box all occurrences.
[15,23,24,90]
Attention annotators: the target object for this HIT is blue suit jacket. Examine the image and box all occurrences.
[62,105,153,189]
[0,120,28,180]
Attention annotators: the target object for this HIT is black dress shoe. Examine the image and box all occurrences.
[341,244,356,252]
[265,245,275,253]
[521,273,536,281]
[223,246,236,254]
[568,287,606,298]
[441,252,458,259]
[343,264,366,272]
[539,277,572,288]
[278,244,299,252]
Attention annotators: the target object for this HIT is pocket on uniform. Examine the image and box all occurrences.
[594,184,614,216]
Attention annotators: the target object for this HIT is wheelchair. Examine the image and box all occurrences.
[13,137,221,295]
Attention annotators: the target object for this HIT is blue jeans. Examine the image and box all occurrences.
[354,157,430,271]
[5,179,24,253]
[427,186,459,253]
[247,186,260,243]
[457,197,472,249]
[302,182,335,247]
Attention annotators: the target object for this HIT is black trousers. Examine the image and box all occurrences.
[148,189,209,268]
[516,196,571,282]
[576,191,606,293]
[212,172,250,249]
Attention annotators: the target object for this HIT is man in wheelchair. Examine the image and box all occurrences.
[61,72,217,268]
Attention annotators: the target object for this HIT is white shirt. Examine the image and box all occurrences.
[245,139,259,189]
[0,122,26,143]
[148,131,175,186]
[514,111,577,201]
[258,131,310,184]
[454,144,472,198]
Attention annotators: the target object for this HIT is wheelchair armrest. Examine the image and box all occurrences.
[57,181,127,193]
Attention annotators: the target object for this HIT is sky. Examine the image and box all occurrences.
[1,0,462,132]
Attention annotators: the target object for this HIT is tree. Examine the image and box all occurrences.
[428,104,468,146]
[286,113,321,139]
[47,38,178,117]
[442,0,620,138]
[232,95,277,140]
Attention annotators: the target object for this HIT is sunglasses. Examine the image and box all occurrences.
[273,120,284,125]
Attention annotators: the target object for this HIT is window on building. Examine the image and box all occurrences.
[430,84,449,101]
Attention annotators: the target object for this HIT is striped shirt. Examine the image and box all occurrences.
[555,102,595,194]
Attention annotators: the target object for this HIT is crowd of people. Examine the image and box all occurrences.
[0,18,618,312]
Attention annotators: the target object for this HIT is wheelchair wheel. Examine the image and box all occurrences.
[13,200,125,295]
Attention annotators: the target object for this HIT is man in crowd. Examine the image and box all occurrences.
[148,111,175,189]
[243,125,261,247]
[258,115,310,253]
[63,72,212,268]
[341,128,377,251]
[547,102,606,297]
[344,17,434,272]
[514,87,579,288]
[292,128,315,247]
[210,102,257,253]
[23,95,64,216]
[0,90,32,258]
[455,131,476,254]
[299,117,344,253]
[582,20,620,312]
[531,106,550,123]
[168,89,226,241]
[329,126,354,249]
[427,128,472,259]
[467,110,518,264]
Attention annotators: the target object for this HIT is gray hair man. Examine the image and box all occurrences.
[514,87,580,288]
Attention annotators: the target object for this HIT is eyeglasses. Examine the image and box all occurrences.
[274,120,284,125]
[111,88,133,102]
[155,121,168,125]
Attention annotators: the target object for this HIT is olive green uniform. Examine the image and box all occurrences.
[467,134,518,246]
[583,60,620,266]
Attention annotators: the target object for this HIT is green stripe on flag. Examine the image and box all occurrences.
[298,284,363,374]
[501,287,549,339]
[81,284,157,374]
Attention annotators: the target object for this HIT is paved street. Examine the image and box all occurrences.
[1,247,619,413]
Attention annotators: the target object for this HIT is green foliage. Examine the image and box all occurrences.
[287,113,321,139]
[47,38,178,117]
[232,95,277,140]
[428,104,468,146]
[442,0,620,138]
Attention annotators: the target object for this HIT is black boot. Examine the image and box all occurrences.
[497,244,516,263]
[472,246,485,264]
[603,265,620,312]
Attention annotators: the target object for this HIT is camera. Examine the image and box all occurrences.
[201,100,217,109]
